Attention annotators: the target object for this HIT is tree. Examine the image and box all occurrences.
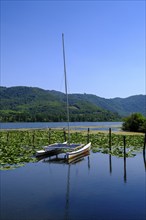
[122,113,146,132]
[140,118,146,132]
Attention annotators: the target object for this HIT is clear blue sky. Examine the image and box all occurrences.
[1,0,145,98]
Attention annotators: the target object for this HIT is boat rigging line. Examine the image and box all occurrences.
[62,33,70,145]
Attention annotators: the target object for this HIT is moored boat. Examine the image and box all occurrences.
[36,142,82,157]
[36,34,91,158]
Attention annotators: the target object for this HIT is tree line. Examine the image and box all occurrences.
[0,109,121,122]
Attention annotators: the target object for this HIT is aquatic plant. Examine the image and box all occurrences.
[0,129,145,170]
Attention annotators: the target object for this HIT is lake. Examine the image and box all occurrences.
[0,121,122,131]
[1,151,146,220]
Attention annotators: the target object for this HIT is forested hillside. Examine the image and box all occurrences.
[0,86,145,122]
[79,93,145,116]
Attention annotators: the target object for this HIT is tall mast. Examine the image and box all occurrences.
[62,33,70,144]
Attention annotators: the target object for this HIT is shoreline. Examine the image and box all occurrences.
[0,126,144,136]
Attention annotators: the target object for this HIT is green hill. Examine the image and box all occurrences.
[0,86,145,122]
[79,93,146,117]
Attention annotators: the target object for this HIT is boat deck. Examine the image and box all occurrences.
[43,143,82,150]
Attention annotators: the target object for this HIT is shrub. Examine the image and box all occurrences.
[122,113,146,132]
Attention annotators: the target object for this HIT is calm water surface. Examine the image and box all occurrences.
[0,122,122,131]
[1,152,146,220]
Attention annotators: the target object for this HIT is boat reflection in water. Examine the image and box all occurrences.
[2,147,145,220]
[38,150,90,165]
[38,151,91,220]
[36,144,146,220]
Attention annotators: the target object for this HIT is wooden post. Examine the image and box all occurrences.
[27,131,29,145]
[109,128,112,174]
[87,128,90,143]
[32,132,35,146]
[48,128,51,145]
[7,132,9,145]
[20,131,23,143]
[123,136,126,157]
[143,133,146,154]
[143,133,146,171]
[143,149,146,171]
[109,128,112,151]
[63,128,66,142]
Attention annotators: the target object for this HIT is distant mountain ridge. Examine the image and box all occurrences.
[79,93,145,117]
[0,86,145,122]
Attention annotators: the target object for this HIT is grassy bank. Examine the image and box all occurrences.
[0,128,145,170]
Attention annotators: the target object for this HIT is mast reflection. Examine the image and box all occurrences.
[65,153,90,220]
[41,151,90,219]
[65,164,70,220]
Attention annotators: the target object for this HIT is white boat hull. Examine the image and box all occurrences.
[66,142,91,159]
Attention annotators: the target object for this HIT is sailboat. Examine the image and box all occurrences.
[36,34,91,158]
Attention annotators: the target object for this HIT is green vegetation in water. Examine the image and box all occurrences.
[90,132,144,157]
[0,129,145,170]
